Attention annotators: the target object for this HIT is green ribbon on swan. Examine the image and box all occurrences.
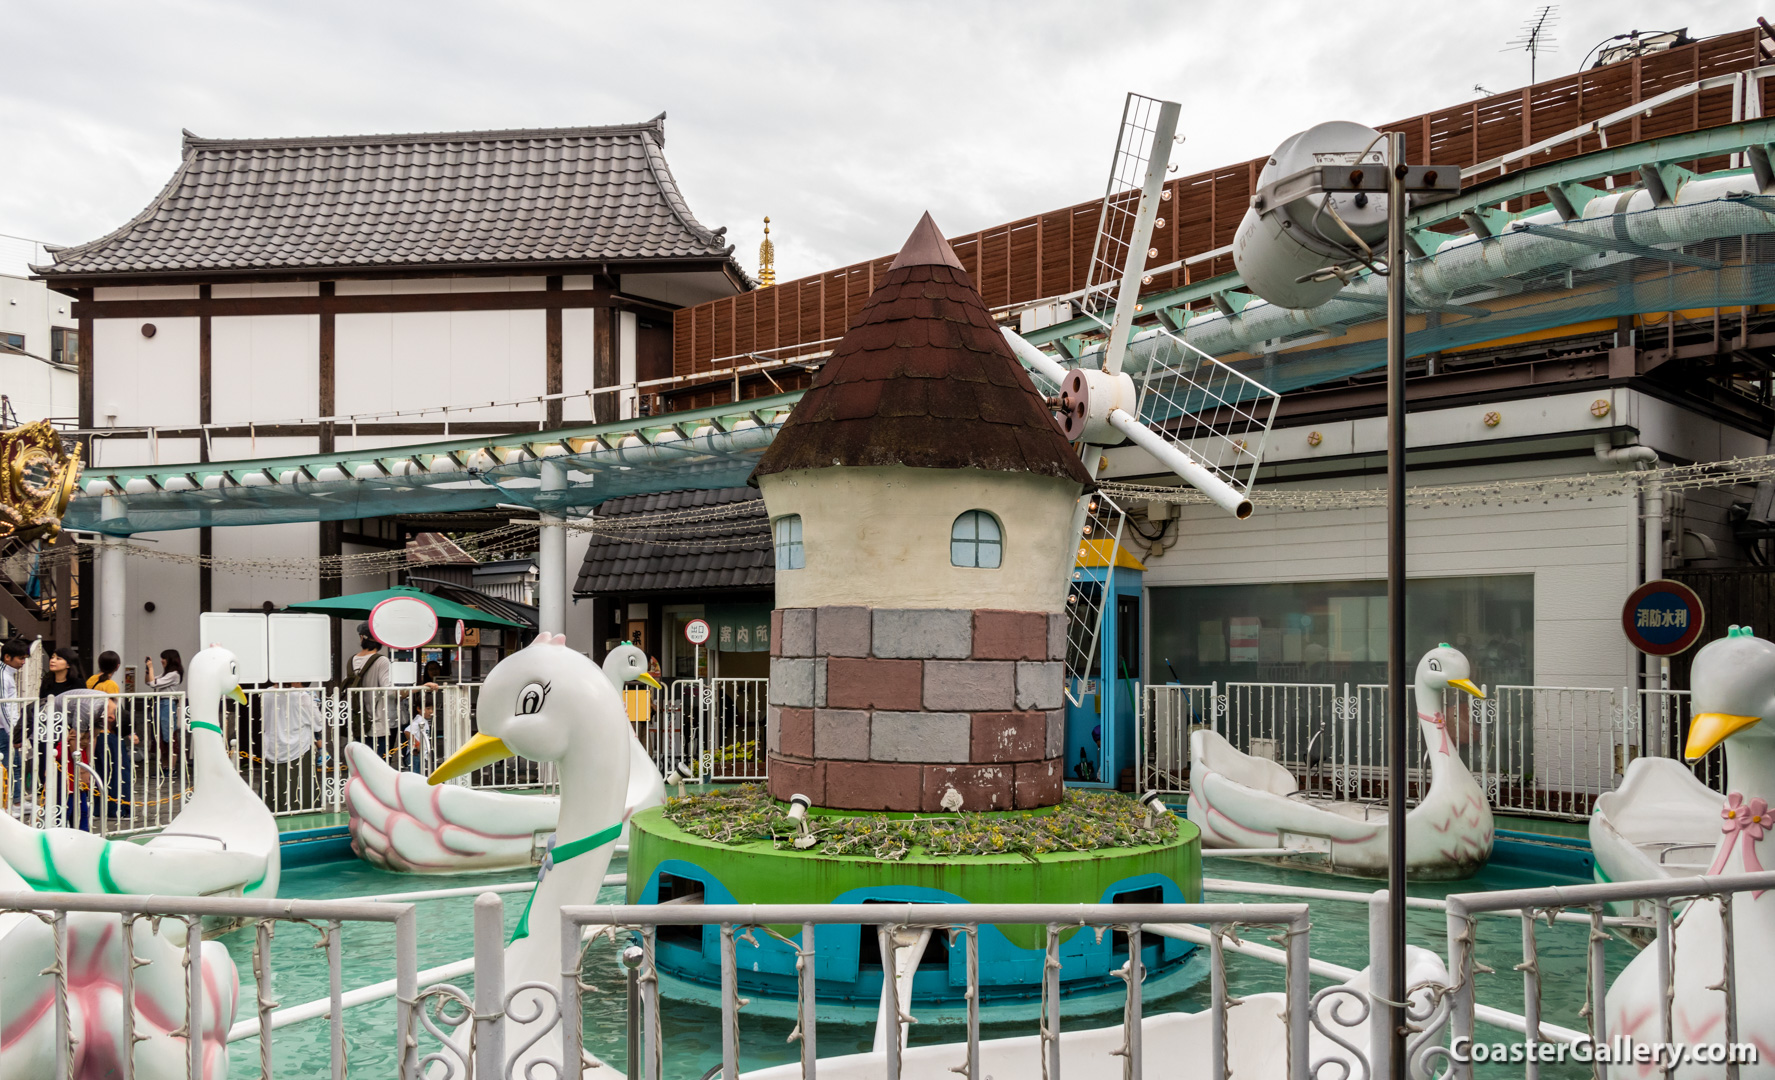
[189,720,223,736]
[510,821,623,943]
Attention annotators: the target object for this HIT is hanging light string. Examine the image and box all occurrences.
[1109,451,1775,514]
[21,450,1766,580]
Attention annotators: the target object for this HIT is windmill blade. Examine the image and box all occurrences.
[1125,325,1280,511]
[1063,493,1127,707]
[1080,94,1183,377]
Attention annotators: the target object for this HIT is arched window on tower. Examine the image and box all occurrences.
[773,515,805,570]
[951,510,1003,569]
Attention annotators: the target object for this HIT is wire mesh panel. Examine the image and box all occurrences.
[1132,328,1282,499]
[706,678,768,781]
[1080,93,1175,327]
[1064,494,1128,707]
[1139,683,1215,795]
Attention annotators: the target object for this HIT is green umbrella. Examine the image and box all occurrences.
[282,586,530,631]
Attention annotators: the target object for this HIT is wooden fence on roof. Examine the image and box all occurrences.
[671,28,1771,398]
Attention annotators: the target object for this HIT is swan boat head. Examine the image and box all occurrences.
[426,632,630,790]
[602,642,663,692]
[188,646,250,720]
[1416,643,1484,703]
[1686,626,1775,761]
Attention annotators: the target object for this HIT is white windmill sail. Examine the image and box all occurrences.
[1063,494,1127,707]
[1008,92,1285,690]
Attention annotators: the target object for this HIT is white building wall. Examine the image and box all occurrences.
[211,315,321,425]
[91,317,200,428]
[334,309,547,425]
[561,308,597,422]
[0,275,77,423]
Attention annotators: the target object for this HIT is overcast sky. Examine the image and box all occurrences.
[2,1,1756,281]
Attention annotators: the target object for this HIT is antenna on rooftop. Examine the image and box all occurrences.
[757,217,776,288]
[1504,5,1559,85]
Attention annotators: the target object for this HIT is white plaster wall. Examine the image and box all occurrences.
[92,286,199,301]
[211,283,318,298]
[211,315,321,425]
[126,528,202,674]
[759,466,1083,612]
[561,308,597,422]
[334,310,546,423]
[92,317,200,427]
[210,522,321,613]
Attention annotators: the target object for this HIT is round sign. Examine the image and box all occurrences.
[455,619,467,646]
[684,618,711,646]
[368,596,439,650]
[1622,579,1705,656]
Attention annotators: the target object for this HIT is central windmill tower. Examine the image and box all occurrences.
[753,213,1093,812]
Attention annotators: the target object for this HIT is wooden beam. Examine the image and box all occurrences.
[72,287,619,321]
[318,282,335,455]
[546,276,563,427]
[77,288,93,429]
[593,304,617,423]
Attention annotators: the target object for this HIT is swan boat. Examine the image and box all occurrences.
[347,643,666,872]
[1186,644,1493,879]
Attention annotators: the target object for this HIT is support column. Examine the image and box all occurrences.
[98,495,127,660]
[538,460,568,637]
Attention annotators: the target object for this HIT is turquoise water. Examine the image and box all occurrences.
[221,851,1616,1079]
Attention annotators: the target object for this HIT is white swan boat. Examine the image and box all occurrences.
[1606,627,1775,1078]
[1590,756,1722,888]
[1187,644,1492,879]
[347,643,665,872]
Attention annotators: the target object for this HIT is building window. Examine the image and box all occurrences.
[773,515,805,570]
[0,332,22,353]
[951,510,1003,569]
[51,327,78,367]
[1148,574,1534,687]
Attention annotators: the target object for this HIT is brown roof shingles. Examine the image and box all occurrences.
[35,116,746,281]
[573,487,771,597]
[750,213,1091,486]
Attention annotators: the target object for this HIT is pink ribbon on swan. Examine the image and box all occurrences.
[1708,792,1774,896]
[1418,711,1450,754]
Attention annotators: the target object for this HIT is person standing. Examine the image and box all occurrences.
[261,683,324,812]
[143,650,183,777]
[2,640,29,807]
[39,650,88,829]
[82,651,132,823]
[345,623,396,765]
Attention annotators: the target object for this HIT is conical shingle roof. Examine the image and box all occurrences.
[751,214,1091,485]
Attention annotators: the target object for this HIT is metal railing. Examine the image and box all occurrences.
[1,691,192,836]
[1442,871,1775,1080]
[639,677,769,782]
[1141,680,1709,821]
[0,888,420,1080]
[555,901,1315,1080]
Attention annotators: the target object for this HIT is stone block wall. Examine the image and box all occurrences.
[766,606,1068,812]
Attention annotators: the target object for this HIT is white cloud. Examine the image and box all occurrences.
[2,0,1748,281]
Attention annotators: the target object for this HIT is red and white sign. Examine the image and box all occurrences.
[454,619,467,646]
[684,618,711,646]
[368,596,439,650]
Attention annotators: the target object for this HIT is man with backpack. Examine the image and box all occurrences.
[343,623,398,767]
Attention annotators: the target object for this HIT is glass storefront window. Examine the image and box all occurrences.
[1148,575,1533,688]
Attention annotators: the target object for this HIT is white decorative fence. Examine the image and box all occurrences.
[1140,680,1719,821]
[637,677,769,782]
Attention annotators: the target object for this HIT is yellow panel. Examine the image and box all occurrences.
[1075,538,1146,571]
[625,687,652,725]
[1444,318,1617,354]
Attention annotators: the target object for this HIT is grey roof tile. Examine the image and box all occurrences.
[573,487,771,597]
[36,116,743,279]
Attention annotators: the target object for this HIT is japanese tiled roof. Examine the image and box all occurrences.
[405,532,477,568]
[574,488,771,597]
[750,213,1092,486]
[34,115,745,280]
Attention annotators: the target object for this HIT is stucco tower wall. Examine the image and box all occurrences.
[758,466,1079,612]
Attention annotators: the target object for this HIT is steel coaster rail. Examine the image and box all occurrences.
[561,901,1314,1080]
[1441,870,1775,1080]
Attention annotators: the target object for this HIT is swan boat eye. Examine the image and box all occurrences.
[517,682,551,715]
[1426,657,1442,672]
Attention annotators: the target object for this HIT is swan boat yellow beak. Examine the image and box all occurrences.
[1686,712,1761,760]
[1446,678,1485,699]
[428,732,515,785]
